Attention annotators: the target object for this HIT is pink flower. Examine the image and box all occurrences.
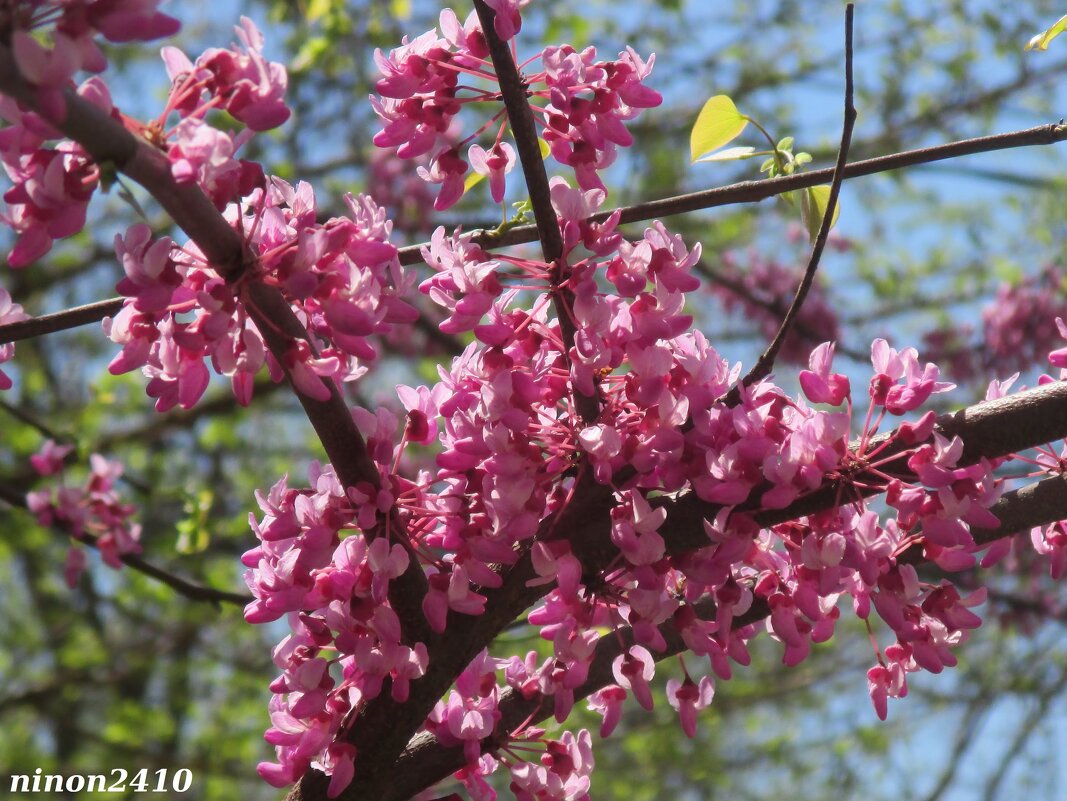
[869,338,954,414]
[417,147,469,210]
[30,439,74,476]
[321,743,357,799]
[482,0,531,41]
[468,142,516,203]
[587,685,627,737]
[666,675,715,737]
[612,645,656,710]
[1032,521,1067,579]
[64,546,88,588]
[799,342,850,405]
[1051,317,1067,368]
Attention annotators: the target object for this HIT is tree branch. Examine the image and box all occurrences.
[291,378,1067,801]
[6,123,1065,349]
[394,123,1067,265]
[472,0,600,425]
[729,3,856,399]
[0,481,251,607]
[376,463,1067,800]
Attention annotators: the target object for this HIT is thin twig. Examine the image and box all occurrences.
[0,482,251,607]
[0,298,124,344]
[695,260,868,362]
[393,123,1067,266]
[724,4,857,403]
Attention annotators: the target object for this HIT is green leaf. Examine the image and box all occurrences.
[463,171,486,193]
[694,145,758,163]
[799,184,841,241]
[1026,15,1067,51]
[690,95,748,163]
[306,0,335,21]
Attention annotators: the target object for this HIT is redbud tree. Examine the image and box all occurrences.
[3,2,1067,800]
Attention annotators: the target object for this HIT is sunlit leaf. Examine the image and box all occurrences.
[1025,14,1067,51]
[799,184,841,241]
[463,171,486,193]
[690,95,748,162]
[695,145,758,163]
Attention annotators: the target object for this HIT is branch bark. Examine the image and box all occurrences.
[371,468,1067,801]
[730,4,856,398]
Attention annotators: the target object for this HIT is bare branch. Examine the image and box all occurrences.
[394,123,1067,266]
[0,482,251,607]
[729,4,857,399]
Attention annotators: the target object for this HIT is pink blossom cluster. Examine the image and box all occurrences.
[371,8,661,209]
[0,1,181,266]
[1015,320,1067,579]
[924,265,1067,383]
[6,5,1067,801]
[25,439,142,587]
[154,17,289,207]
[5,1,178,105]
[0,78,113,267]
[708,249,840,365]
[242,460,441,796]
[105,182,416,410]
[248,167,1007,794]
[1,13,288,269]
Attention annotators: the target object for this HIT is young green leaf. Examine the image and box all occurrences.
[1026,14,1067,51]
[799,184,841,241]
[690,95,748,162]
[694,145,758,163]
[463,171,486,193]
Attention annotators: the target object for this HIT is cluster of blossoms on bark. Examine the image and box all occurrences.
[4,3,1067,801]
[372,5,661,209]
